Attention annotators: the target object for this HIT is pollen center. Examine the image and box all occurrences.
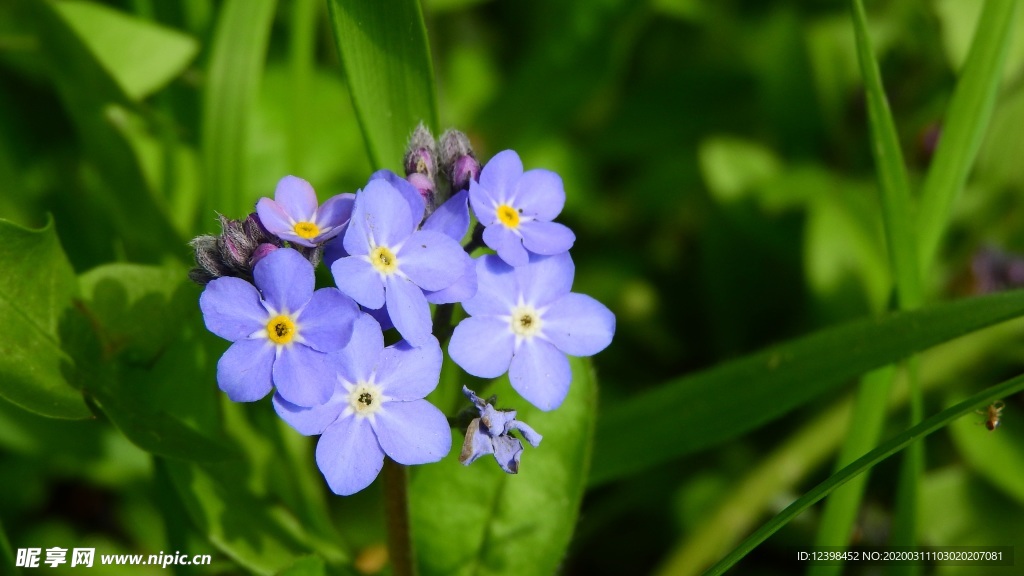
[293,221,320,239]
[370,245,399,275]
[348,382,384,417]
[266,314,297,345]
[510,305,543,338]
[496,204,520,228]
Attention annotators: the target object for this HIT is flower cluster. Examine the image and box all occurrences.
[191,125,615,494]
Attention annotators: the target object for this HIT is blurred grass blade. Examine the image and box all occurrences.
[288,0,319,175]
[326,0,439,171]
[917,0,1019,272]
[202,0,276,218]
[0,218,90,420]
[591,289,1024,486]
[0,517,16,576]
[411,357,595,575]
[704,371,1024,576]
[849,0,921,310]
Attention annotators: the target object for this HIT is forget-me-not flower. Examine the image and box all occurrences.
[448,253,615,410]
[257,175,354,247]
[460,386,541,474]
[273,314,452,495]
[469,150,575,267]
[330,178,467,346]
[200,247,359,406]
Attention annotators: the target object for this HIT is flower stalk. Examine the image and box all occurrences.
[383,458,416,576]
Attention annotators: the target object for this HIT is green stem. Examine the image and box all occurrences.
[383,458,416,576]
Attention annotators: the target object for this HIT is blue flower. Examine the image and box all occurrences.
[329,177,468,346]
[448,253,615,410]
[273,315,452,496]
[460,386,541,474]
[199,247,359,406]
[257,175,355,247]
[469,150,575,267]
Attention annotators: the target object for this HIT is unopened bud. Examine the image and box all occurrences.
[439,129,479,193]
[403,123,437,181]
[249,243,279,267]
[188,212,282,285]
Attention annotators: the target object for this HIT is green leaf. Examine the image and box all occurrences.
[591,289,1024,486]
[0,218,90,419]
[705,370,1024,576]
[916,0,1019,272]
[411,357,596,575]
[202,0,277,218]
[53,0,199,100]
[275,555,326,576]
[849,0,921,309]
[64,264,235,461]
[326,0,439,170]
[698,136,782,204]
[0,516,16,576]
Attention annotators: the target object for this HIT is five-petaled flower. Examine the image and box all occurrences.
[200,247,359,406]
[469,150,575,267]
[257,175,355,247]
[274,315,452,495]
[460,386,542,474]
[330,178,467,346]
[448,253,615,410]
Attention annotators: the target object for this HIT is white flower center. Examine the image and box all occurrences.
[347,381,385,417]
[510,305,543,338]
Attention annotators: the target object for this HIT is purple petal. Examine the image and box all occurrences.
[217,338,275,402]
[459,420,495,465]
[514,252,574,307]
[296,288,359,352]
[514,169,565,220]
[483,225,528,267]
[398,230,466,291]
[469,180,498,226]
[274,175,318,221]
[314,193,355,240]
[254,248,314,313]
[543,293,616,356]
[322,235,349,268]
[256,198,294,238]
[334,314,385,385]
[331,257,385,309]
[423,190,470,242]
[508,420,543,447]
[373,400,452,465]
[363,304,394,331]
[491,435,524,473]
[462,255,516,317]
[369,169,425,227]
[385,275,432,346]
[273,345,334,407]
[448,316,514,378]
[344,179,414,255]
[316,416,385,496]
[425,253,477,305]
[376,337,442,400]
[509,339,571,411]
[478,150,523,204]
[273,389,346,436]
[519,221,575,256]
[200,276,267,341]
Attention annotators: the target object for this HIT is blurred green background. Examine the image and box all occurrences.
[2,0,1024,574]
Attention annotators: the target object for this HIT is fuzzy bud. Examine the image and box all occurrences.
[439,129,479,193]
[187,212,282,285]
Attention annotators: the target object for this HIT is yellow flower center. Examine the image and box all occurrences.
[266,314,297,345]
[496,204,520,229]
[293,221,320,239]
[348,382,384,417]
[510,305,543,338]
[370,245,398,275]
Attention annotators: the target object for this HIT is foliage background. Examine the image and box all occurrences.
[2,0,1024,574]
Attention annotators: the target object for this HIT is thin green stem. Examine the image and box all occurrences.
[383,458,416,576]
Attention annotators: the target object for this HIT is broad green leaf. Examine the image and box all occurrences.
[592,289,1024,486]
[53,0,199,100]
[411,357,596,576]
[0,218,90,419]
[850,0,921,309]
[63,264,235,461]
[11,0,183,262]
[165,460,318,576]
[917,0,1019,272]
[276,555,326,576]
[326,0,438,170]
[705,371,1024,576]
[202,0,277,218]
